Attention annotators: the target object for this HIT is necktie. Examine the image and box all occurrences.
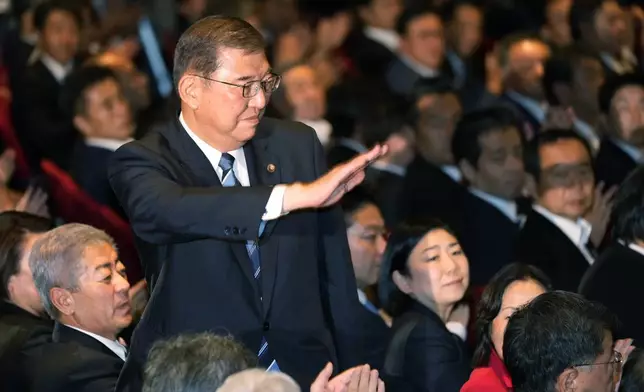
[218,153,278,371]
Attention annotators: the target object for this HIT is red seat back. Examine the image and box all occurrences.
[40,160,142,283]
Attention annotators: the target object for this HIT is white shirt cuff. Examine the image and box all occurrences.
[262,185,288,221]
[446,321,467,341]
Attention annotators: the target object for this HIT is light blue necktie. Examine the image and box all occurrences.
[218,153,278,371]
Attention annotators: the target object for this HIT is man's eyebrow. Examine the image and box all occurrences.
[234,69,273,83]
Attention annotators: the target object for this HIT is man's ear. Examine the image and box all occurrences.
[50,287,75,316]
[392,270,412,295]
[458,159,476,185]
[177,74,201,111]
[73,115,91,137]
[523,173,538,199]
[556,367,579,392]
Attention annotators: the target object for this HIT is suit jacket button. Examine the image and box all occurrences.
[232,227,239,235]
[224,227,231,235]
[263,322,270,331]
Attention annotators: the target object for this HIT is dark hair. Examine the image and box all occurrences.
[598,73,644,114]
[358,107,408,149]
[412,76,454,102]
[395,6,442,37]
[569,0,604,41]
[619,348,644,392]
[339,187,377,227]
[442,0,481,23]
[378,221,456,317]
[0,212,54,301]
[451,106,524,169]
[504,291,617,392]
[173,16,266,91]
[59,66,117,118]
[611,166,644,243]
[471,263,553,367]
[33,0,82,32]
[523,129,593,184]
[143,333,257,392]
[497,32,545,69]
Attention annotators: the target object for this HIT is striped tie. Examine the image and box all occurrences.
[218,153,279,371]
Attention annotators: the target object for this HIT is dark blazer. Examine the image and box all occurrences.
[594,138,639,189]
[108,117,366,391]
[383,302,471,392]
[364,166,405,228]
[70,141,124,217]
[10,60,77,170]
[24,323,123,392]
[499,93,541,139]
[344,31,397,81]
[356,302,390,371]
[517,209,592,292]
[399,156,465,225]
[579,243,644,345]
[0,301,53,392]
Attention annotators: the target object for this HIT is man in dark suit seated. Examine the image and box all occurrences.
[10,0,82,170]
[579,166,644,345]
[450,106,527,285]
[595,73,644,189]
[0,211,54,392]
[25,223,132,392]
[62,65,134,217]
[518,130,602,291]
[108,16,385,392]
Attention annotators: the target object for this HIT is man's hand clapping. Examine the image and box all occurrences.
[311,363,385,392]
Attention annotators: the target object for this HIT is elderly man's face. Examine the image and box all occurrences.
[65,242,132,339]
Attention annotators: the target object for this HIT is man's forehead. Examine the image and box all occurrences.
[213,48,270,79]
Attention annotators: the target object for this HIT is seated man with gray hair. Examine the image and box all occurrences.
[24,223,132,392]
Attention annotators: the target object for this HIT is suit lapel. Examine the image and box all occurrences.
[53,323,121,360]
[247,121,281,317]
[162,119,259,293]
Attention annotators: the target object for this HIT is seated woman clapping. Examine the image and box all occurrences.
[379,221,471,392]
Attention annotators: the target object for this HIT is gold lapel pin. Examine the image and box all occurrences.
[267,163,276,173]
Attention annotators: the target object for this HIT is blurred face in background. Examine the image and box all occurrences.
[448,4,482,58]
[572,56,605,112]
[416,92,462,165]
[347,203,387,288]
[262,0,298,34]
[40,9,80,64]
[609,85,644,150]
[537,138,594,220]
[503,39,550,100]
[93,52,151,112]
[401,13,445,70]
[593,0,629,53]
[359,0,403,30]
[283,64,326,121]
[542,0,572,47]
[74,78,133,141]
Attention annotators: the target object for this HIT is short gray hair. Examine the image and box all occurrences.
[217,369,300,392]
[143,333,257,392]
[29,223,116,318]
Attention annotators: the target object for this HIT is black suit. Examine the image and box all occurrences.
[108,117,366,391]
[517,209,592,291]
[383,302,470,392]
[579,243,644,345]
[595,139,639,189]
[0,302,53,392]
[70,141,124,217]
[364,166,405,228]
[24,323,123,392]
[498,94,541,140]
[344,31,396,81]
[356,303,390,371]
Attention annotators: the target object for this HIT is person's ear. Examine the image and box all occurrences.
[523,173,538,199]
[392,270,412,295]
[556,367,578,392]
[459,159,477,185]
[73,115,92,137]
[177,74,201,111]
[50,287,75,316]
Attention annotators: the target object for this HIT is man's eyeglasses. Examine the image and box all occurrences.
[573,350,623,377]
[190,73,281,98]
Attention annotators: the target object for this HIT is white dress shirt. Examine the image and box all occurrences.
[85,137,134,152]
[40,54,74,83]
[533,205,594,264]
[613,139,644,163]
[364,26,400,52]
[441,165,462,183]
[626,241,644,258]
[470,188,520,223]
[179,113,286,220]
[65,325,127,361]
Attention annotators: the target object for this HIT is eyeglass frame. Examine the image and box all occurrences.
[188,72,281,98]
[572,350,624,375]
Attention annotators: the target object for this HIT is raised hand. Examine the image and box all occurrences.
[585,182,617,247]
[15,186,49,218]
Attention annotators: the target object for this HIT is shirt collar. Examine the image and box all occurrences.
[363,26,400,52]
[470,188,519,222]
[600,47,638,74]
[624,241,644,258]
[533,204,592,247]
[440,165,462,183]
[85,137,133,152]
[337,138,368,153]
[612,138,644,163]
[573,119,600,153]
[40,54,73,83]
[399,53,439,78]
[505,91,547,123]
[64,324,126,361]
[371,161,406,176]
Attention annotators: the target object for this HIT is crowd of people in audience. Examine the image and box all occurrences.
[1,0,644,391]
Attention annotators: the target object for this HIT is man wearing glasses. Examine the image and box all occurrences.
[108,16,386,392]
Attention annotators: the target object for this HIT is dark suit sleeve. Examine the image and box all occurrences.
[108,142,274,244]
[311,131,368,369]
[405,326,470,392]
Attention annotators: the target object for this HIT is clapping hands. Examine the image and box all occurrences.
[311,363,385,392]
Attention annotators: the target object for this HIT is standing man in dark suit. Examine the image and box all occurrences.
[108,16,386,392]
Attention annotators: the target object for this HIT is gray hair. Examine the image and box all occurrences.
[217,369,300,392]
[142,333,257,392]
[29,223,116,318]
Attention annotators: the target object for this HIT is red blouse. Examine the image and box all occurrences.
[460,350,513,392]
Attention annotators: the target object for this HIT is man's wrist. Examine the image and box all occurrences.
[283,182,307,213]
